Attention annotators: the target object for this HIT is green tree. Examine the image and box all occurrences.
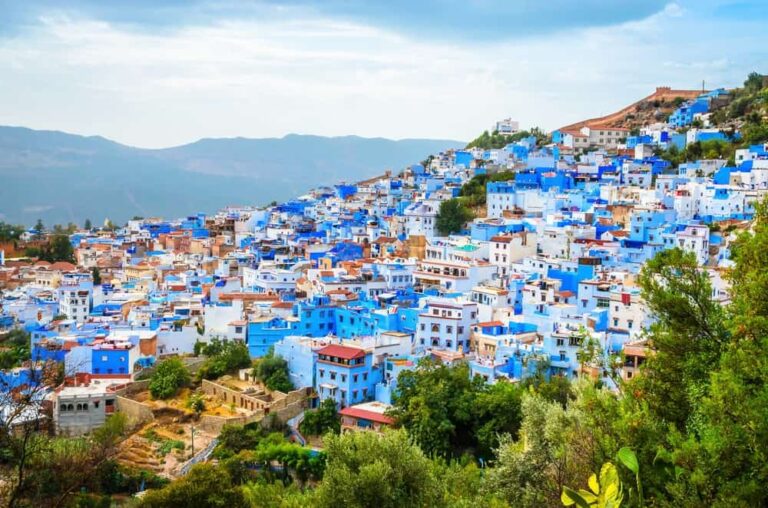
[33,219,44,238]
[521,362,573,408]
[197,340,252,381]
[91,267,102,286]
[0,222,24,243]
[34,234,75,263]
[742,121,768,145]
[84,218,92,230]
[472,380,524,459]
[483,394,567,507]
[139,463,247,508]
[0,329,31,370]
[744,71,765,94]
[252,348,294,393]
[389,359,483,457]
[214,424,265,459]
[299,398,340,437]
[149,358,191,399]
[435,199,474,236]
[315,430,443,508]
[635,248,728,428]
[654,197,768,505]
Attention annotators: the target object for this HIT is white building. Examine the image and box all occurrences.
[415,298,478,353]
[489,232,536,276]
[494,118,520,135]
[414,259,497,293]
[52,381,119,436]
[404,200,440,238]
[58,286,91,323]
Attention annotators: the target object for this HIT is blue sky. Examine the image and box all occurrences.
[0,0,766,147]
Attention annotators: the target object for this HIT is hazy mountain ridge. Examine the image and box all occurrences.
[0,126,463,225]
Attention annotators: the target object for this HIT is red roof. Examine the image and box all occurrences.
[317,344,366,360]
[339,407,395,425]
[48,261,77,272]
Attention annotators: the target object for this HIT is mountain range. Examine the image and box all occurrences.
[0,126,464,226]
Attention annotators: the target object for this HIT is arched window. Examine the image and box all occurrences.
[431,323,440,333]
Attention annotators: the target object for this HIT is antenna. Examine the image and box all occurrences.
[702,79,705,92]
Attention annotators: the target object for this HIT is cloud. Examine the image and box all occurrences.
[22,205,55,214]
[0,0,764,147]
[0,0,670,42]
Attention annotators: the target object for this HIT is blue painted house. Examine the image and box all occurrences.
[315,344,380,408]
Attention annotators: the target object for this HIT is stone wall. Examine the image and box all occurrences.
[198,383,311,432]
[201,380,273,412]
[112,379,150,397]
[115,395,154,427]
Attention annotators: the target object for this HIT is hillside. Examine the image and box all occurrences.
[0,127,464,225]
[558,86,704,132]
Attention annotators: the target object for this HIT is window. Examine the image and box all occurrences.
[319,369,325,378]
[330,372,337,381]
[363,373,368,381]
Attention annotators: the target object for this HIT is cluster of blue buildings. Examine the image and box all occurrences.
[2,88,767,430]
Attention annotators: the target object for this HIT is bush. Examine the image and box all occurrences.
[299,398,340,437]
[252,348,294,393]
[196,339,252,381]
[435,198,474,236]
[149,358,191,399]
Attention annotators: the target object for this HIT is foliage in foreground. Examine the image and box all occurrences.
[299,398,340,437]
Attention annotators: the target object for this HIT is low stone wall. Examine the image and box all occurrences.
[112,379,151,397]
[197,384,310,433]
[197,414,251,434]
[115,395,154,427]
[201,380,272,412]
[269,397,307,424]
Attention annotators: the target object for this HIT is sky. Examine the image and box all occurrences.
[0,0,766,148]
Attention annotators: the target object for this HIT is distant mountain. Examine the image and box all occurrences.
[0,126,463,226]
